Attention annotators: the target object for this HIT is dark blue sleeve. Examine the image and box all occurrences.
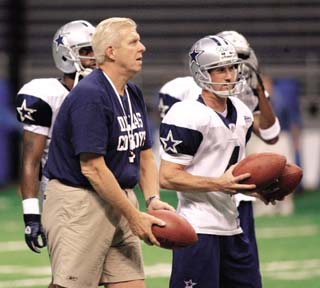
[16,94,52,127]
[160,122,203,156]
[70,103,110,156]
[159,93,181,120]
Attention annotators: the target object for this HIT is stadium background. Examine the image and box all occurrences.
[0,0,320,287]
[1,0,320,188]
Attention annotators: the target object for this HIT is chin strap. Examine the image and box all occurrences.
[73,62,93,88]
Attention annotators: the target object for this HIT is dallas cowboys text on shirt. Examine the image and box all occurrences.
[117,112,146,151]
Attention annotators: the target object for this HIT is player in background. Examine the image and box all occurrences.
[16,20,96,254]
[158,31,280,287]
[160,35,264,288]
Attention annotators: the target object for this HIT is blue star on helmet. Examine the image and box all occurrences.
[55,34,64,46]
[189,48,204,65]
[16,99,37,122]
[160,130,183,154]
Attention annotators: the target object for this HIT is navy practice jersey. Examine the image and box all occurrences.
[16,78,70,170]
[160,97,253,235]
[44,69,152,189]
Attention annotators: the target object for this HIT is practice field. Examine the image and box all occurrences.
[0,186,320,288]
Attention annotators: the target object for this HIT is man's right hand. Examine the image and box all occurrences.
[218,164,257,195]
[128,212,166,247]
[23,214,47,253]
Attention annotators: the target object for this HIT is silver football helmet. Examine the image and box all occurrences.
[217,31,250,58]
[217,30,259,89]
[52,20,95,82]
[189,35,244,98]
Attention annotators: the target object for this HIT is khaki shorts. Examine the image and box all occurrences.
[42,180,144,288]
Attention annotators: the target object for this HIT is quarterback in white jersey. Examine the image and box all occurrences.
[16,20,95,255]
[160,35,269,288]
[161,97,254,234]
[159,32,280,206]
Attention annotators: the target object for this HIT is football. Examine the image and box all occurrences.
[233,152,287,189]
[148,210,198,249]
[275,163,303,199]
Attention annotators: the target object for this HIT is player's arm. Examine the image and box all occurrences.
[80,153,165,246]
[21,130,47,253]
[252,76,280,144]
[159,160,256,194]
[21,130,46,199]
[138,149,174,211]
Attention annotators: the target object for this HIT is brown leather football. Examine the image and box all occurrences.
[233,152,287,189]
[148,210,198,250]
[262,162,303,201]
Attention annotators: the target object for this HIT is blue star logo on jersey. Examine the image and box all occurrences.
[16,99,37,122]
[55,34,64,46]
[189,48,204,65]
[184,279,197,287]
[160,130,182,154]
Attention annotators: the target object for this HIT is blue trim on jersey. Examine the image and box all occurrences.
[44,69,152,189]
[159,93,181,119]
[246,124,253,144]
[16,94,52,127]
[198,97,238,128]
[160,123,203,156]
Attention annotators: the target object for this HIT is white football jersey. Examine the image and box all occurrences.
[16,78,69,171]
[160,97,254,235]
[159,76,259,204]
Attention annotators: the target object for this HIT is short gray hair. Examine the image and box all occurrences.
[92,17,137,65]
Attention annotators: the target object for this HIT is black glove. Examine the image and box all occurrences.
[258,180,282,203]
[24,214,47,253]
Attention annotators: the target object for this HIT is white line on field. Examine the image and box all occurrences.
[0,242,27,252]
[0,278,51,288]
[256,225,318,238]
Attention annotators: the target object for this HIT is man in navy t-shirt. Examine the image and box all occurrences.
[43,17,173,288]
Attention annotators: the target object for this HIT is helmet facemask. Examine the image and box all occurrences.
[189,36,245,99]
[67,44,95,86]
[201,61,245,98]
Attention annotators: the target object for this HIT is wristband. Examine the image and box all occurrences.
[259,117,281,141]
[145,195,160,207]
[22,198,40,215]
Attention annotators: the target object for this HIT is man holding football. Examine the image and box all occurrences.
[42,17,173,288]
[158,31,280,287]
[159,35,270,288]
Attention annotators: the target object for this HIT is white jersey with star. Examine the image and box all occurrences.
[16,78,69,170]
[159,76,259,204]
[160,97,254,235]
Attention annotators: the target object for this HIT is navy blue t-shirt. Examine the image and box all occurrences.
[44,69,153,189]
